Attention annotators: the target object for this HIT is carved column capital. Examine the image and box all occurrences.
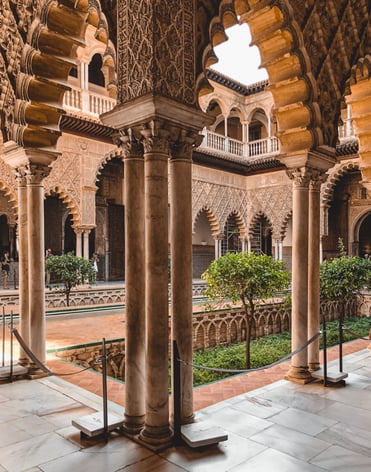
[170,129,202,160]
[25,164,50,185]
[286,167,312,188]
[141,122,170,155]
[15,166,28,186]
[309,170,328,191]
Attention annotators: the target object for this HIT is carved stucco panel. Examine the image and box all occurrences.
[192,178,292,239]
[81,188,96,227]
[117,0,196,105]
[45,151,81,208]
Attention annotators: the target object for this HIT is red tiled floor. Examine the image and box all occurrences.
[3,308,370,412]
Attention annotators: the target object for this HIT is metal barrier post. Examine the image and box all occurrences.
[339,310,344,373]
[322,314,328,387]
[102,338,108,442]
[173,340,182,445]
[1,305,4,367]
[9,311,13,382]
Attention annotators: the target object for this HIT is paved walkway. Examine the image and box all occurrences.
[1,342,371,471]
[2,307,370,412]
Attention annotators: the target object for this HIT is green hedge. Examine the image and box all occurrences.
[192,316,370,387]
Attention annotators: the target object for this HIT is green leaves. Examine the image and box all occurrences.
[202,251,291,306]
[45,252,97,306]
[320,255,371,303]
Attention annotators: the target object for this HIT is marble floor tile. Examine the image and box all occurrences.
[227,448,326,472]
[0,432,79,472]
[199,405,273,438]
[159,432,266,472]
[309,444,371,471]
[117,455,188,471]
[231,395,286,419]
[317,422,371,457]
[39,436,152,472]
[319,401,371,430]
[250,423,331,462]
[259,386,335,414]
[268,407,338,436]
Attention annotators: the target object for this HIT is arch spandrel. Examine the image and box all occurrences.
[198,1,370,166]
[1,0,110,162]
[347,56,371,188]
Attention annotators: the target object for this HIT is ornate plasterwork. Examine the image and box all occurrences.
[199,0,370,156]
[117,0,197,106]
[192,178,292,240]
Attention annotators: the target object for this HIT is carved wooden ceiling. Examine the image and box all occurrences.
[0,0,371,174]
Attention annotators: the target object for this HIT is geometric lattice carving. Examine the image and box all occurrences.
[192,178,292,240]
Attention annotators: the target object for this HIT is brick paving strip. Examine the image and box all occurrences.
[2,308,370,412]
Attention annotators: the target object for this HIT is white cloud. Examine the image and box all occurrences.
[210,24,268,86]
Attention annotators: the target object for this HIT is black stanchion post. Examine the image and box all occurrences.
[173,340,182,445]
[322,313,327,387]
[339,310,343,373]
[2,305,5,367]
[102,338,108,442]
[9,311,13,382]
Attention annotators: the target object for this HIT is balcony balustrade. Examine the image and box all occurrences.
[63,84,116,119]
[200,129,280,160]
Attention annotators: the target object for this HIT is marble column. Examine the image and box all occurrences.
[170,134,195,424]
[16,167,29,366]
[83,230,90,259]
[308,172,326,371]
[286,168,312,383]
[75,230,83,258]
[26,165,47,371]
[139,127,172,447]
[120,134,146,434]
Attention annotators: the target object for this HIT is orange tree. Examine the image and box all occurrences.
[202,251,290,368]
[45,252,96,306]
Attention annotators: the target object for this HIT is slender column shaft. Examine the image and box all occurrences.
[308,174,324,371]
[75,231,82,258]
[140,132,172,446]
[26,166,46,368]
[17,169,29,365]
[286,168,312,382]
[170,142,193,424]
[122,138,146,434]
[83,231,90,259]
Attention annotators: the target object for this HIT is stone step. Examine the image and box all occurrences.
[72,410,123,438]
[181,422,228,448]
[312,368,348,384]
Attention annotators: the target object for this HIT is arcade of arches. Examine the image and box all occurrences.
[0,0,371,448]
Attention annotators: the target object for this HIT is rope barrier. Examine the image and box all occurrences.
[179,332,321,374]
[11,327,102,377]
[342,326,370,341]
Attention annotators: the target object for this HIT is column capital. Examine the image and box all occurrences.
[119,133,144,159]
[170,129,202,160]
[141,122,171,155]
[286,167,312,188]
[15,166,28,186]
[25,164,50,185]
[309,170,328,191]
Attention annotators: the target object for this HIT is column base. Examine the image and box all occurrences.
[285,365,314,384]
[27,365,49,380]
[18,357,29,367]
[308,362,320,372]
[138,424,173,451]
[120,414,145,436]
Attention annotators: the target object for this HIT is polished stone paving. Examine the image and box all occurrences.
[1,349,371,471]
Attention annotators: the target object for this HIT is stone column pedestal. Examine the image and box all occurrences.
[121,136,146,435]
[139,129,173,449]
[170,136,195,425]
[285,168,312,383]
[26,165,48,377]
